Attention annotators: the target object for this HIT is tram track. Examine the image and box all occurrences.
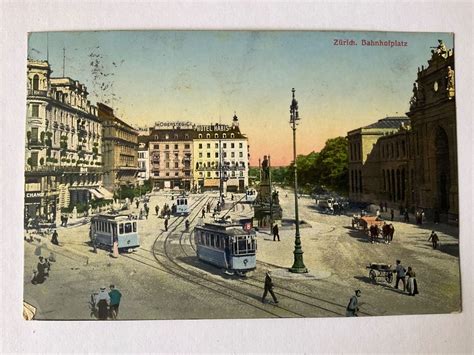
[124,193,354,318]
[154,196,303,318]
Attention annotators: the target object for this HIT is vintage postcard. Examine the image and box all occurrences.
[23,30,460,320]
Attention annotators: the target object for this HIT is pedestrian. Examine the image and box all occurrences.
[108,285,122,319]
[136,200,139,209]
[60,214,65,227]
[112,235,119,258]
[369,224,377,244]
[95,286,111,320]
[421,210,425,224]
[145,209,149,220]
[64,214,69,227]
[90,230,98,253]
[185,219,190,231]
[51,230,59,246]
[382,222,389,244]
[272,223,280,241]
[428,231,439,249]
[390,209,394,221]
[261,270,278,304]
[388,224,395,243]
[201,208,206,218]
[346,289,361,317]
[394,260,407,291]
[406,267,419,296]
[155,205,159,215]
[33,256,47,284]
[404,209,410,223]
[164,216,169,231]
[207,202,211,213]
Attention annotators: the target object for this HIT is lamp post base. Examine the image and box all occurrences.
[289,251,308,273]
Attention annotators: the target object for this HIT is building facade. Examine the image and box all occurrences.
[97,103,139,193]
[346,42,458,223]
[347,117,409,203]
[25,60,103,222]
[137,135,150,183]
[193,114,249,193]
[148,122,194,190]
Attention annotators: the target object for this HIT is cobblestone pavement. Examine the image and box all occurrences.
[23,189,461,320]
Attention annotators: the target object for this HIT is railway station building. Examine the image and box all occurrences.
[346,42,458,223]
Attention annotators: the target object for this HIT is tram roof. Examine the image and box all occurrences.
[196,222,256,235]
[92,213,136,221]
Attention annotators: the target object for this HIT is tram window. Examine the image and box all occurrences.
[106,222,110,233]
[216,236,220,248]
[124,222,132,234]
[210,234,215,247]
[133,222,136,232]
[205,233,210,246]
[119,223,124,235]
[237,238,247,254]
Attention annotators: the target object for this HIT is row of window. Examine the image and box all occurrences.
[350,169,363,193]
[93,220,137,235]
[197,151,244,159]
[380,139,407,160]
[349,142,362,161]
[153,171,191,177]
[196,232,256,254]
[152,143,191,150]
[199,171,244,178]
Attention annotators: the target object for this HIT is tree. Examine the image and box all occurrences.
[313,137,348,194]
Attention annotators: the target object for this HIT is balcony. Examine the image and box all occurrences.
[27,140,44,149]
[28,89,48,97]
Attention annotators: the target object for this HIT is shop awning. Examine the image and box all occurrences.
[89,189,104,199]
[204,179,220,187]
[97,186,114,199]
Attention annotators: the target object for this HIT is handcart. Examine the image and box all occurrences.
[366,263,394,284]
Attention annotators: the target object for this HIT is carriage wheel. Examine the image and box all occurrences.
[369,269,377,283]
[385,272,393,283]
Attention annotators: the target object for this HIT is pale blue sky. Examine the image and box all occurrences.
[28,31,453,165]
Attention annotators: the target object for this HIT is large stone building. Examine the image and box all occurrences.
[137,135,150,183]
[346,42,457,223]
[347,117,410,202]
[148,122,194,190]
[97,103,139,193]
[25,60,103,222]
[193,114,249,193]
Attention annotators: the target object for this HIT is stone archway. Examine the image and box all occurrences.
[434,126,450,212]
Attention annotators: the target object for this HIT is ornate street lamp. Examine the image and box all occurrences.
[289,88,308,273]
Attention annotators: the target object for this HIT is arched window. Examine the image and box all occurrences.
[223,133,227,138]
[198,134,202,139]
[231,133,235,138]
[215,133,219,138]
[206,133,210,138]
[32,75,39,90]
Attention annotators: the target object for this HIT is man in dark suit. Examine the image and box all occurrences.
[261,271,278,304]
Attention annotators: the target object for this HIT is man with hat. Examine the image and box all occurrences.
[346,290,361,316]
[95,286,111,320]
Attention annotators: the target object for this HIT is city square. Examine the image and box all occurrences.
[20,30,462,323]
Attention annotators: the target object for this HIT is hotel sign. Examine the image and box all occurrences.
[154,121,195,129]
[195,124,231,132]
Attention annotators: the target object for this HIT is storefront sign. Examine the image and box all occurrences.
[25,191,43,203]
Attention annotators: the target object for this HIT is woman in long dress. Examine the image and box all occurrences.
[406,266,419,296]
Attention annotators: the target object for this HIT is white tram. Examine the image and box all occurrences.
[175,194,190,216]
[194,221,257,274]
[245,188,257,203]
[90,214,140,251]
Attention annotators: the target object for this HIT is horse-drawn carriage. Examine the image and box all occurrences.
[352,215,384,231]
[366,263,394,284]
